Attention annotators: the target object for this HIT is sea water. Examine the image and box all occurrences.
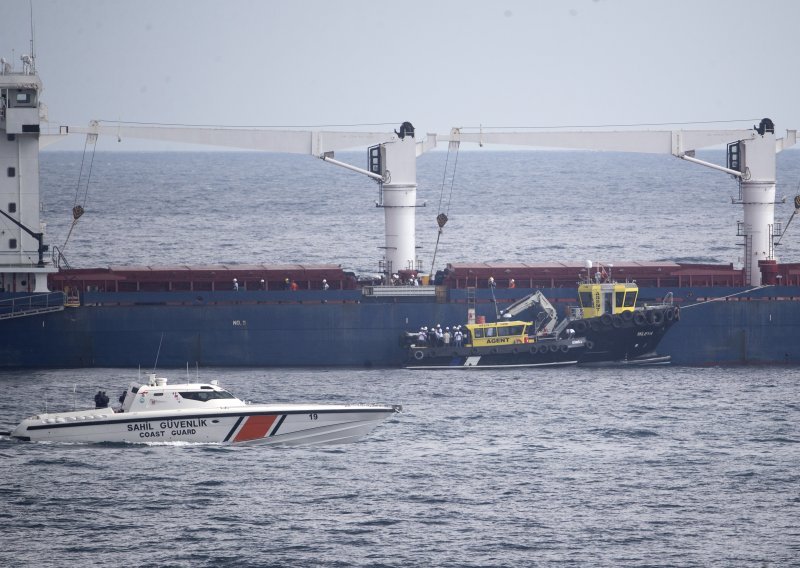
[0,150,799,566]
[0,366,798,566]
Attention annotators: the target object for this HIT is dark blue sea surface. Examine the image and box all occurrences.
[0,366,798,566]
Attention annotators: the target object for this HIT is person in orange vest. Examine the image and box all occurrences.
[509,279,516,289]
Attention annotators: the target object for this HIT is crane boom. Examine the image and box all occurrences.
[500,290,558,334]
[69,121,396,155]
[448,128,756,155]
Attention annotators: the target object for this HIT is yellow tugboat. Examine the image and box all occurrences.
[403,262,678,368]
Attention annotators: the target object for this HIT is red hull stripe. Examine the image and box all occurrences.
[233,414,278,442]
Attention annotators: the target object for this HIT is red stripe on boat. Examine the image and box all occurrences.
[233,415,277,442]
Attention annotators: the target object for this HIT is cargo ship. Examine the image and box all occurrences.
[1,61,799,368]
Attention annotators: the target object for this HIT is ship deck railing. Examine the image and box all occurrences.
[362,285,438,297]
[0,291,67,320]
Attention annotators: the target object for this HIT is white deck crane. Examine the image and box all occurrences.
[445,121,797,286]
[65,120,442,280]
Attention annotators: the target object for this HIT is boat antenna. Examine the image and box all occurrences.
[28,0,36,73]
[72,384,77,411]
[153,333,164,372]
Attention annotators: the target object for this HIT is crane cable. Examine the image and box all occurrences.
[429,139,461,279]
[775,187,800,247]
[62,133,97,250]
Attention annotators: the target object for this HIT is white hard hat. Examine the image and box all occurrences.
[233,278,237,281]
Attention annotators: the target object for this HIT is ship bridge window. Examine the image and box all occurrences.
[11,90,35,107]
[179,390,236,402]
[623,292,636,307]
[579,292,592,308]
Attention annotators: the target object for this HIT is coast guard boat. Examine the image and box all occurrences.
[9,374,401,445]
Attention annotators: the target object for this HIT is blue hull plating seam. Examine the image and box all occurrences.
[1,286,799,367]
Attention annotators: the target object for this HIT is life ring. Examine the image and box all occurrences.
[621,310,634,321]
[559,345,569,353]
[413,350,424,360]
[612,315,623,328]
[600,313,612,326]
[573,320,587,333]
[633,312,646,326]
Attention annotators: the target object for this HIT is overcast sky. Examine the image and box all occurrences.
[2,0,799,151]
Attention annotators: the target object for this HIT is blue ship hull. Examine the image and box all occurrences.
[1,284,799,368]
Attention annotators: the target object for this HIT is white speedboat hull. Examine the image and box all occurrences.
[10,375,400,446]
[11,405,399,445]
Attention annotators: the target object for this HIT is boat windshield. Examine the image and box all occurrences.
[179,390,236,402]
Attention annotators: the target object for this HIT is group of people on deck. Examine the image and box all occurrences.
[416,325,470,348]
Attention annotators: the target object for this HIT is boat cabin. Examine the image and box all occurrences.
[465,320,533,347]
[118,374,240,413]
[577,282,638,318]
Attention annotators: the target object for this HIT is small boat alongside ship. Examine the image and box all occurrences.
[402,265,678,368]
[9,374,401,445]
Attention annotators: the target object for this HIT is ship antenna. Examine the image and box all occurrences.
[28,0,36,73]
